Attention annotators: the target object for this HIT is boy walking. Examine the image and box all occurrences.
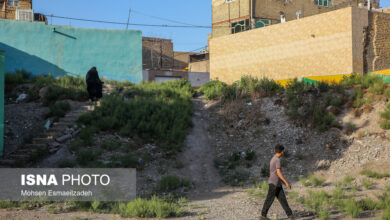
[260,144,293,220]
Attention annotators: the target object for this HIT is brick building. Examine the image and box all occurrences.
[211,0,380,38]
[142,37,199,70]
[0,0,32,20]
[209,6,390,84]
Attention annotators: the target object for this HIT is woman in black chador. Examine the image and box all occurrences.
[86,67,103,101]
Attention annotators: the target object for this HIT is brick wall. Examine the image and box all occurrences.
[366,11,390,72]
[173,51,199,69]
[209,7,369,84]
[142,37,174,70]
[0,0,32,20]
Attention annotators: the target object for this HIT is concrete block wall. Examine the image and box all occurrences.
[0,19,143,82]
[366,11,390,72]
[209,7,369,84]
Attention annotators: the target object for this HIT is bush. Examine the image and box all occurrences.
[261,163,270,178]
[302,191,331,219]
[101,138,121,151]
[199,80,227,100]
[362,178,373,189]
[344,199,363,218]
[77,80,194,152]
[76,149,98,166]
[369,80,387,95]
[49,101,71,118]
[118,196,184,218]
[353,88,364,108]
[5,69,32,84]
[360,169,390,179]
[58,159,76,168]
[357,198,377,211]
[380,104,390,130]
[156,175,191,192]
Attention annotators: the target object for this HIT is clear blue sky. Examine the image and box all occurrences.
[32,0,390,52]
[32,0,211,52]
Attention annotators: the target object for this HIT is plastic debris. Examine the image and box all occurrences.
[16,93,27,102]
[44,120,51,130]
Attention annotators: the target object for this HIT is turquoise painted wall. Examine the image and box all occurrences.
[0,20,142,82]
[0,50,4,157]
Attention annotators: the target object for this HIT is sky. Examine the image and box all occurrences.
[32,0,212,52]
[32,0,390,52]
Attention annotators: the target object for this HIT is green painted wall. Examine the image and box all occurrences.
[0,50,4,157]
[0,20,142,82]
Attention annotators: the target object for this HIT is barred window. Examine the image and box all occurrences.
[316,0,332,7]
[231,19,250,34]
[7,0,19,7]
[255,19,270,28]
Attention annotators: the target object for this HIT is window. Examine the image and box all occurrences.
[231,19,250,34]
[7,0,19,7]
[226,0,235,3]
[316,0,332,7]
[255,19,270,28]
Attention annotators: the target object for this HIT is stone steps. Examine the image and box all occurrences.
[1,103,97,167]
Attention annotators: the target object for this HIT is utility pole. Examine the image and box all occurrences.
[126,9,131,30]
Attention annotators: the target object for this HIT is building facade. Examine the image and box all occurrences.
[211,0,380,38]
[0,0,32,20]
[209,7,390,84]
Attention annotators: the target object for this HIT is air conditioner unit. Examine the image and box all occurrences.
[16,9,34,22]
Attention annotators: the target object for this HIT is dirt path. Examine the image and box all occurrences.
[176,97,308,220]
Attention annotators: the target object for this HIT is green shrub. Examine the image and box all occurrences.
[261,163,270,178]
[78,80,194,152]
[357,198,377,211]
[156,175,191,192]
[380,104,390,130]
[199,80,227,100]
[58,159,76,168]
[26,88,40,102]
[360,169,390,179]
[76,149,98,166]
[5,69,32,84]
[369,80,387,95]
[385,88,390,98]
[341,74,384,89]
[343,176,355,186]
[118,196,184,218]
[362,178,373,189]
[115,153,139,168]
[79,126,98,146]
[49,101,71,118]
[302,191,331,218]
[353,88,364,108]
[344,199,363,218]
[101,138,121,151]
[244,150,256,161]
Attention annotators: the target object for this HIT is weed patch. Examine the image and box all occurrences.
[360,169,390,179]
